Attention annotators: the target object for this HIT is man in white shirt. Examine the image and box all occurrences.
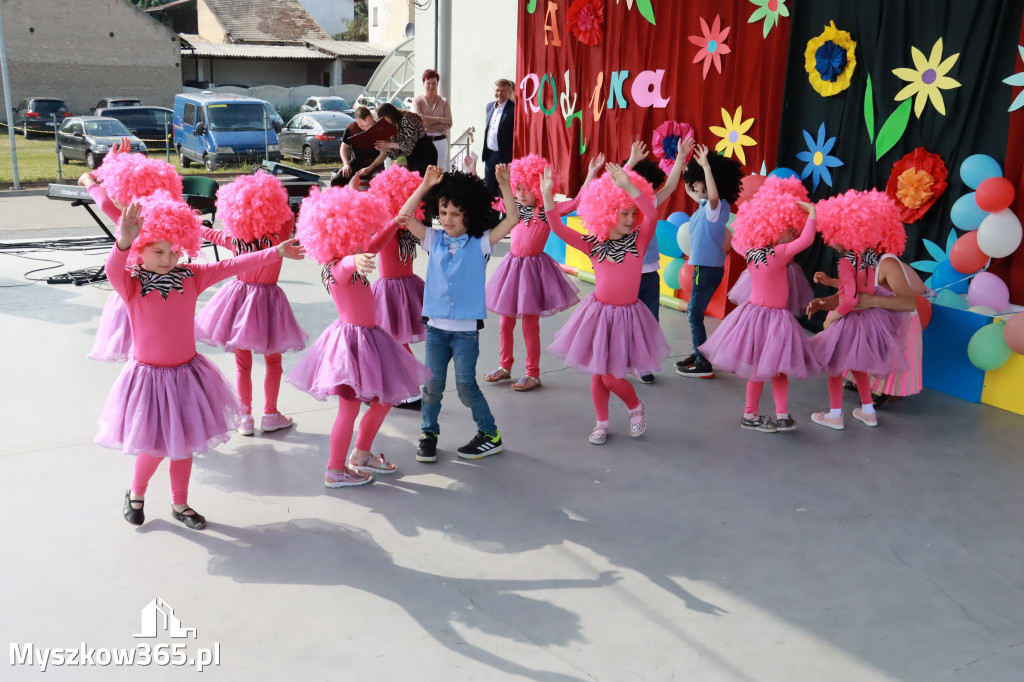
[482,79,515,198]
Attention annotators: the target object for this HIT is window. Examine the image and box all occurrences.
[184,103,195,125]
[322,72,330,87]
[70,122,84,135]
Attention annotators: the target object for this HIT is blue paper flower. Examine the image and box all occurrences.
[815,41,847,82]
[796,123,844,190]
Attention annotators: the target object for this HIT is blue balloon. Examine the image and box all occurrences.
[930,259,970,294]
[769,167,799,179]
[950,193,987,231]
[934,288,968,310]
[662,257,685,290]
[960,154,1002,190]
[667,211,689,227]
[656,220,683,258]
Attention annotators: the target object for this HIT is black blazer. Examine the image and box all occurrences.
[483,100,514,162]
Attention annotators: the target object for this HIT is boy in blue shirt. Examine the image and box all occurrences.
[397,165,518,461]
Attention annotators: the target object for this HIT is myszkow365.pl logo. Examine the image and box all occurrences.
[10,597,221,672]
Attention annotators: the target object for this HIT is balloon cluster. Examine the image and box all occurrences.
[950,155,1022,267]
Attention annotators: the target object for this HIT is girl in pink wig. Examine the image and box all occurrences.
[483,154,580,392]
[195,171,308,436]
[541,163,669,445]
[698,176,822,433]
[96,191,305,529]
[286,186,431,488]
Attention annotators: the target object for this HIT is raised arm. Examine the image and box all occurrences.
[489,163,519,246]
[694,144,720,211]
[606,162,656,252]
[106,201,145,301]
[192,239,303,291]
[774,202,817,260]
[81,173,123,223]
[655,137,693,205]
[201,225,234,250]
[396,165,444,241]
[364,220,401,254]
[541,166,589,254]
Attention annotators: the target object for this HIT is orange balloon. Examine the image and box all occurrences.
[915,294,932,329]
[949,231,989,274]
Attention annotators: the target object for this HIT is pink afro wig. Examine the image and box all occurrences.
[368,165,424,219]
[730,176,810,253]
[129,190,202,264]
[215,171,293,242]
[296,186,390,264]
[94,153,182,206]
[816,189,886,253]
[576,169,656,240]
[862,189,906,256]
[509,154,556,203]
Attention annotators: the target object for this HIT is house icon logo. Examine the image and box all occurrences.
[133,597,197,639]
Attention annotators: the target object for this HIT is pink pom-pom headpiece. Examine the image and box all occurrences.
[215,171,294,242]
[730,176,810,253]
[296,186,391,264]
[862,190,906,256]
[368,165,424,219]
[94,153,182,206]
[816,189,885,253]
[576,169,656,241]
[509,154,556,203]
[129,190,202,264]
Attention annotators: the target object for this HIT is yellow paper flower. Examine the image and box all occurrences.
[709,106,756,166]
[892,38,961,118]
[804,21,857,97]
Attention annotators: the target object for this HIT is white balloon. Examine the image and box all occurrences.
[977,209,1023,258]
[967,305,999,316]
[677,221,691,256]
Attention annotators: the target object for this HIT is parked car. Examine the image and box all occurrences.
[173,92,281,171]
[92,97,143,111]
[56,116,146,169]
[278,111,354,166]
[261,101,284,129]
[96,106,173,148]
[299,96,355,116]
[11,97,71,138]
[353,94,378,113]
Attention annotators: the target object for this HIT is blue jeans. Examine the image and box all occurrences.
[421,326,497,436]
[638,271,661,321]
[687,265,724,363]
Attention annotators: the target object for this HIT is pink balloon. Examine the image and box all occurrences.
[975,177,1016,213]
[1004,313,1024,354]
[967,272,1010,312]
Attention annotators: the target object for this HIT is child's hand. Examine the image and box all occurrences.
[813,271,831,285]
[422,165,444,188]
[797,201,816,218]
[586,152,606,178]
[626,140,648,167]
[605,162,633,190]
[539,166,555,197]
[348,170,363,189]
[806,297,828,317]
[495,163,511,186]
[276,238,305,260]
[77,172,97,188]
[678,136,696,162]
[693,144,711,168]
[117,202,144,248]
[822,310,840,329]
[354,252,376,276]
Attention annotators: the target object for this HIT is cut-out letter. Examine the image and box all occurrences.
[631,69,670,108]
[520,74,540,114]
[590,72,606,122]
[559,70,578,119]
[606,70,629,109]
[539,73,557,115]
[544,2,561,46]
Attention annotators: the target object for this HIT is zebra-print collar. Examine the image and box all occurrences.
[516,200,547,226]
[131,265,194,299]
[842,249,879,271]
[746,245,776,268]
[321,261,369,291]
[396,228,420,264]
[582,230,639,264]
[231,234,274,254]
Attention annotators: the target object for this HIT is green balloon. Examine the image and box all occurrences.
[662,257,685,290]
[967,323,1012,371]
[935,289,968,310]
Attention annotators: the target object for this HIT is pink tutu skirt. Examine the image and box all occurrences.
[699,302,822,381]
[286,320,431,403]
[549,293,669,378]
[728,262,814,318]
[486,253,580,318]
[811,306,909,377]
[88,293,133,362]
[371,274,425,344]
[195,281,308,354]
[95,353,239,459]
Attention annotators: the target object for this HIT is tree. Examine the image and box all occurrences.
[336,0,368,42]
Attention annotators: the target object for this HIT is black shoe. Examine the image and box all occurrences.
[395,398,422,411]
[416,431,438,462]
[740,415,777,432]
[673,354,696,371]
[457,430,504,459]
[676,360,714,378]
[123,489,144,526]
[775,416,797,431]
[171,507,207,530]
[843,379,858,392]
[872,394,890,408]
[639,374,656,385]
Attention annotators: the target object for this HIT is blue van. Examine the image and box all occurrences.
[173,93,281,171]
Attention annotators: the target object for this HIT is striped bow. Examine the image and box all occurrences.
[582,230,639,263]
[131,266,195,299]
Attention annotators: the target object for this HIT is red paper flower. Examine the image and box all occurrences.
[567,0,605,47]
[652,120,695,175]
[885,147,948,223]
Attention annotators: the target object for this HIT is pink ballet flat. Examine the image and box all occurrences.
[852,407,878,427]
[811,411,845,430]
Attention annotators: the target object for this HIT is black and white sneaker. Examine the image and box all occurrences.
[677,360,714,378]
[740,415,777,433]
[775,417,797,431]
[673,354,696,371]
[639,374,656,384]
[456,430,503,459]
[395,397,422,411]
[415,432,438,462]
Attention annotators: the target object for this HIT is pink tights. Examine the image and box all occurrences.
[131,454,192,506]
[499,314,541,377]
[235,350,283,415]
[328,398,392,470]
[590,374,640,421]
[744,375,790,415]
[828,372,871,410]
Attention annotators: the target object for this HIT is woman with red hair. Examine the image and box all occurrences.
[411,69,452,170]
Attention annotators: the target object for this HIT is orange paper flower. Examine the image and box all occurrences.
[885,148,948,223]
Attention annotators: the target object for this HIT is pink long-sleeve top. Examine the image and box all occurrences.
[510,199,575,257]
[546,194,656,306]
[325,256,376,327]
[200,218,292,284]
[106,244,282,367]
[87,184,123,225]
[748,218,816,309]
[833,252,876,316]
[364,221,416,279]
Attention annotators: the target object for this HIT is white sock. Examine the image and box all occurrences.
[860,403,876,415]
[594,419,609,429]
[743,412,757,420]
[829,408,842,418]
[776,413,789,420]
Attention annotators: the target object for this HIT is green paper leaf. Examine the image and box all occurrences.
[526,0,537,13]
[874,99,912,161]
[636,0,656,25]
[910,260,938,273]
[922,238,947,262]
[864,75,875,143]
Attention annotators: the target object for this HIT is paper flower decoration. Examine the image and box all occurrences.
[1002,45,1024,112]
[747,0,789,39]
[795,122,843,190]
[688,15,731,80]
[652,120,695,175]
[893,38,961,118]
[709,106,756,166]
[566,0,605,47]
[804,21,856,97]
[885,148,948,223]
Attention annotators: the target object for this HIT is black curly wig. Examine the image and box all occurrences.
[622,158,667,191]
[422,171,501,238]
[682,151,744,205]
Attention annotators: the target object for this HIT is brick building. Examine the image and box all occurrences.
[0,0,180,120]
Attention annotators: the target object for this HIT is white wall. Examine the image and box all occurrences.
[369,0,412,49]
[297,0,355,36]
